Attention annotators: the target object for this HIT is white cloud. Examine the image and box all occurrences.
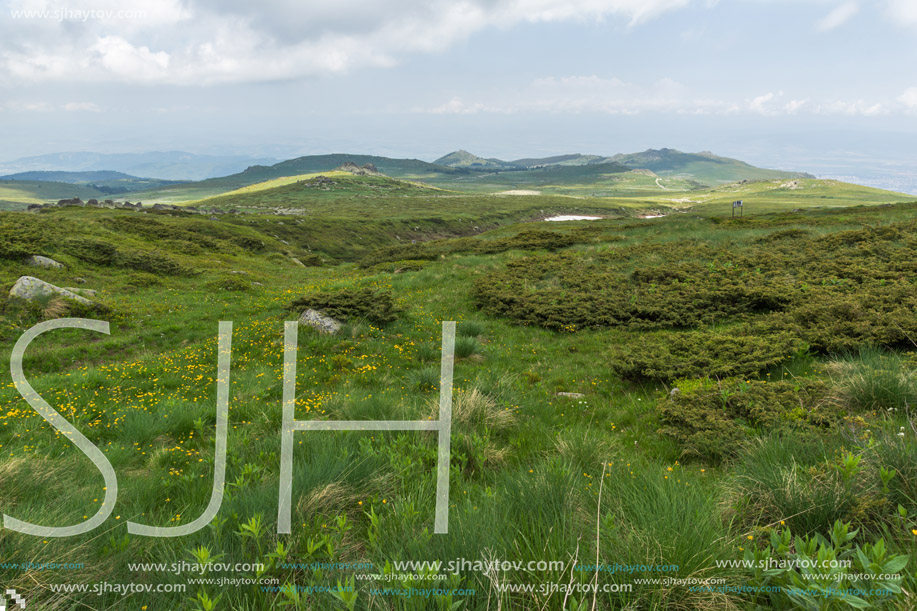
[816,1,859,32]
[898,87,917,110]
[886,0,917,26]
[63,102,102,112]
[0,0,693,84]
[818,100,886,116]
[747,91,809,116]
[428,97,494,114]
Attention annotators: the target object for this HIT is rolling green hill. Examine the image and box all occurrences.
[611,148,812,183]
[509,153,606,168]
[0,170,181,196]
[0,179,108,210]
[127,154,460,203]
[434,149,519,169]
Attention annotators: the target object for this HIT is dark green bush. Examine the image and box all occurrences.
[754,228,811,243]
[63,238,118,265]
[232,236,265,252]
[658,378,831,462]
[114,249,193,276]
[474,249,793,332]
[290,288,400,324]
[0,215,52,260]
[101,216,173,240]
[610,328,801,382]
[206,274,251,292]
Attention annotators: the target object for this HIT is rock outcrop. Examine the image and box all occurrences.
[9,276,95,307]
[26,255,65,270]
[298,309,342,335]
[335,162,383,176]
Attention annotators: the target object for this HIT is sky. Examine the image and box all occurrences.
[1,0,916,188]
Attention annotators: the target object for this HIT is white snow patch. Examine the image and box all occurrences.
[544,215,601,222]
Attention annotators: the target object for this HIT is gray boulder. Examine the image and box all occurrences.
[298,309,342,335]
[26,255,64,270]
[9,276,94,306]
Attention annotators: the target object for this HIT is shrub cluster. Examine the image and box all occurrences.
[609,326,800,382]
[475,219,917,380]
[0,215,54,260]
[290,287,400,324]
[658,378,831,462]
[63,238,193,276]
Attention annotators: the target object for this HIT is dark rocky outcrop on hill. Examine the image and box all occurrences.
[335,161,383,176]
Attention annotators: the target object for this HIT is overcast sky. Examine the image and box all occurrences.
[1,0,916,179]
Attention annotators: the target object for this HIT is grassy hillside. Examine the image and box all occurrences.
[1,196,917,610]
[434,150,519,169]
[0,179,107,210]
[187,172,911,222]
[128,155,460,204]
[509,153,606,168]
[611,148,811,183]
[1,171,181,196]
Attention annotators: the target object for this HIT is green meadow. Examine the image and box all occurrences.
[1,177,917,610]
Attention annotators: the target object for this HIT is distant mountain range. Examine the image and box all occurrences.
[0,147,819,208]
[0,151,279,181]
[433,148,814,181]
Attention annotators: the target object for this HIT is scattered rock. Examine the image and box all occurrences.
[556,392,585,399]
[302,175,337,188]
[26,255,65,270]
[74,277,87,284]
[335,161,383,176]
[669,387,680,397]
[289,257,306,267]
[9,276,94,306]
[298,309,342,335]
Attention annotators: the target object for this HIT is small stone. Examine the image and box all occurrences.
[556,392,585,399]
[298,309,342,335]
[26,255,65,270]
